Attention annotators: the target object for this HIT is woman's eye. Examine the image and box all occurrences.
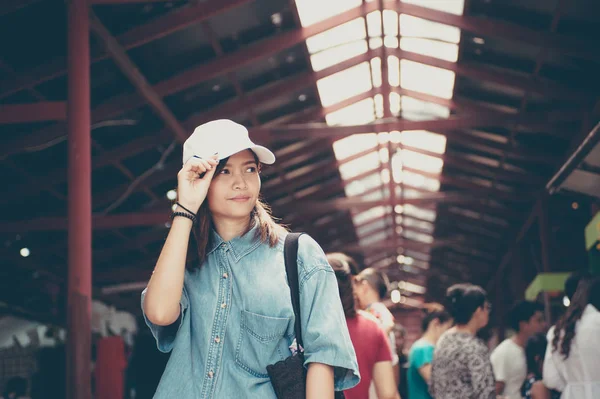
[219,169,230,174]
[246,167,257,173]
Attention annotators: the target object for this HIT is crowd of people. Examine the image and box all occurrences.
[403,272,600,399]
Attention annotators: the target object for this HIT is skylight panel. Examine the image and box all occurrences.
[356,218,388,236]
[295,0,362,27]
[388,56,400,87]
[383,10,399,36]
[401,130,447,154]
[401,0,465,16]
[404,204,436,221]
[404,230,434,243]
[405,250,431,262]
[359,230,388,246]
[317,62,372,106]
[332,133,378,160]
[366,11,381,37]
[306,19,366,54]
[345,172,386,195]
[400,38,459,62]
[397,150,444,174]
[403,217,434,232]
[400,60,456,99]
[370,58,382,87]
[311,41,368,71]
[353,205,388,225]
[374,94,384,118]
[326,98,376,126]
[401,96,451,120]
[400,171,441,191]
[399,15,461,43]
[339,151,381,179]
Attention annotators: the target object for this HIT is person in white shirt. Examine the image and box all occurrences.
[354,267,400,398]
[544,277,600,399]
[491,300,546,399]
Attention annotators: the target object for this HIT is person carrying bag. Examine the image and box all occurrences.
[141,119,359,398]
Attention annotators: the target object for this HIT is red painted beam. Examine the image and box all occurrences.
[0,0,43,16]
[387,0,600,63]
[0,193,477,232]
[249,114,512,142]
[389,48,593,101]
[0,0,255,99]
[0,102,67,123]
[89,11,188,142]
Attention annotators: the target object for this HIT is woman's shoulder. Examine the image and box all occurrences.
[294,233,331,273]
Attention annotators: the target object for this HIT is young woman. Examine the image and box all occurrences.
[354,267,400,396]
[430,283,495,399]
[543,277,600,399]
[327,253,400,399]
[521,333,560,399]
[142,119,360,398]
[407,304,452,399]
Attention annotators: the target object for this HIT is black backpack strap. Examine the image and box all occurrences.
[284,232,304,350]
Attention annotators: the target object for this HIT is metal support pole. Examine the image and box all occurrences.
[66,0,92,397]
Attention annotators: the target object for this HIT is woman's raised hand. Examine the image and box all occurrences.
[176,154,219,213]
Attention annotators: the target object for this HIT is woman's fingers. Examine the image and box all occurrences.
[179,155,220,182]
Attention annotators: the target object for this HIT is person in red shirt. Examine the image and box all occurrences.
[327,253,401,399]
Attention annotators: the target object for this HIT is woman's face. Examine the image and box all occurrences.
[207,150,260,220]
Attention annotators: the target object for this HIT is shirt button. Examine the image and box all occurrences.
[221,302,227,308]
[215,336,221,343]
[208,370,214,378]
[223,272,228,279]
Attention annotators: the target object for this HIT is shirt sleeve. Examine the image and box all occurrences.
[490,341,507,382]
[470,343,496,399]
[411,345,434,370]
[543,327,566,392]
[296,234,360,391]
[140,283,189,353]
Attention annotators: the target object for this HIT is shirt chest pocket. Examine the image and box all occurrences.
[235,310,292,378]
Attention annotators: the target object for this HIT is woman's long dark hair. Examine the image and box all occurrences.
[327,252,357,318]
[525,333,548,379]
[189,153,287,267]
[552,277,600,359]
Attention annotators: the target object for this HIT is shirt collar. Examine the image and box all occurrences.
[206,222,262,261]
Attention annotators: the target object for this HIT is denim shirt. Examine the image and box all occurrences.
[141,227,360,398]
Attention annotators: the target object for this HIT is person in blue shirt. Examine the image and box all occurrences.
[407,304,452,399]
[141,119,360,398]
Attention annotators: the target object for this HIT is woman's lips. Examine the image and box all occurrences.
[229,196,250,202]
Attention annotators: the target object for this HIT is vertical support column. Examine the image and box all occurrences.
[538,195,553,323]
[67,0,92,397]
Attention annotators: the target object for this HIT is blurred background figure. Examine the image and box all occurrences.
[430,284,495,399]
[354,267,401,395]
[544,277,600,399]
[327,253,400,399]
[521,333,560,399]
[1,377,28,399]
[407,303,452,399]
[491,300,546,399]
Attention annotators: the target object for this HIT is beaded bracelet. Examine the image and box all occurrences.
[172,211,196,224]
[175,202,197,217]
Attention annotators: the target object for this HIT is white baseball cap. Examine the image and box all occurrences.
[182,119,276,165]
